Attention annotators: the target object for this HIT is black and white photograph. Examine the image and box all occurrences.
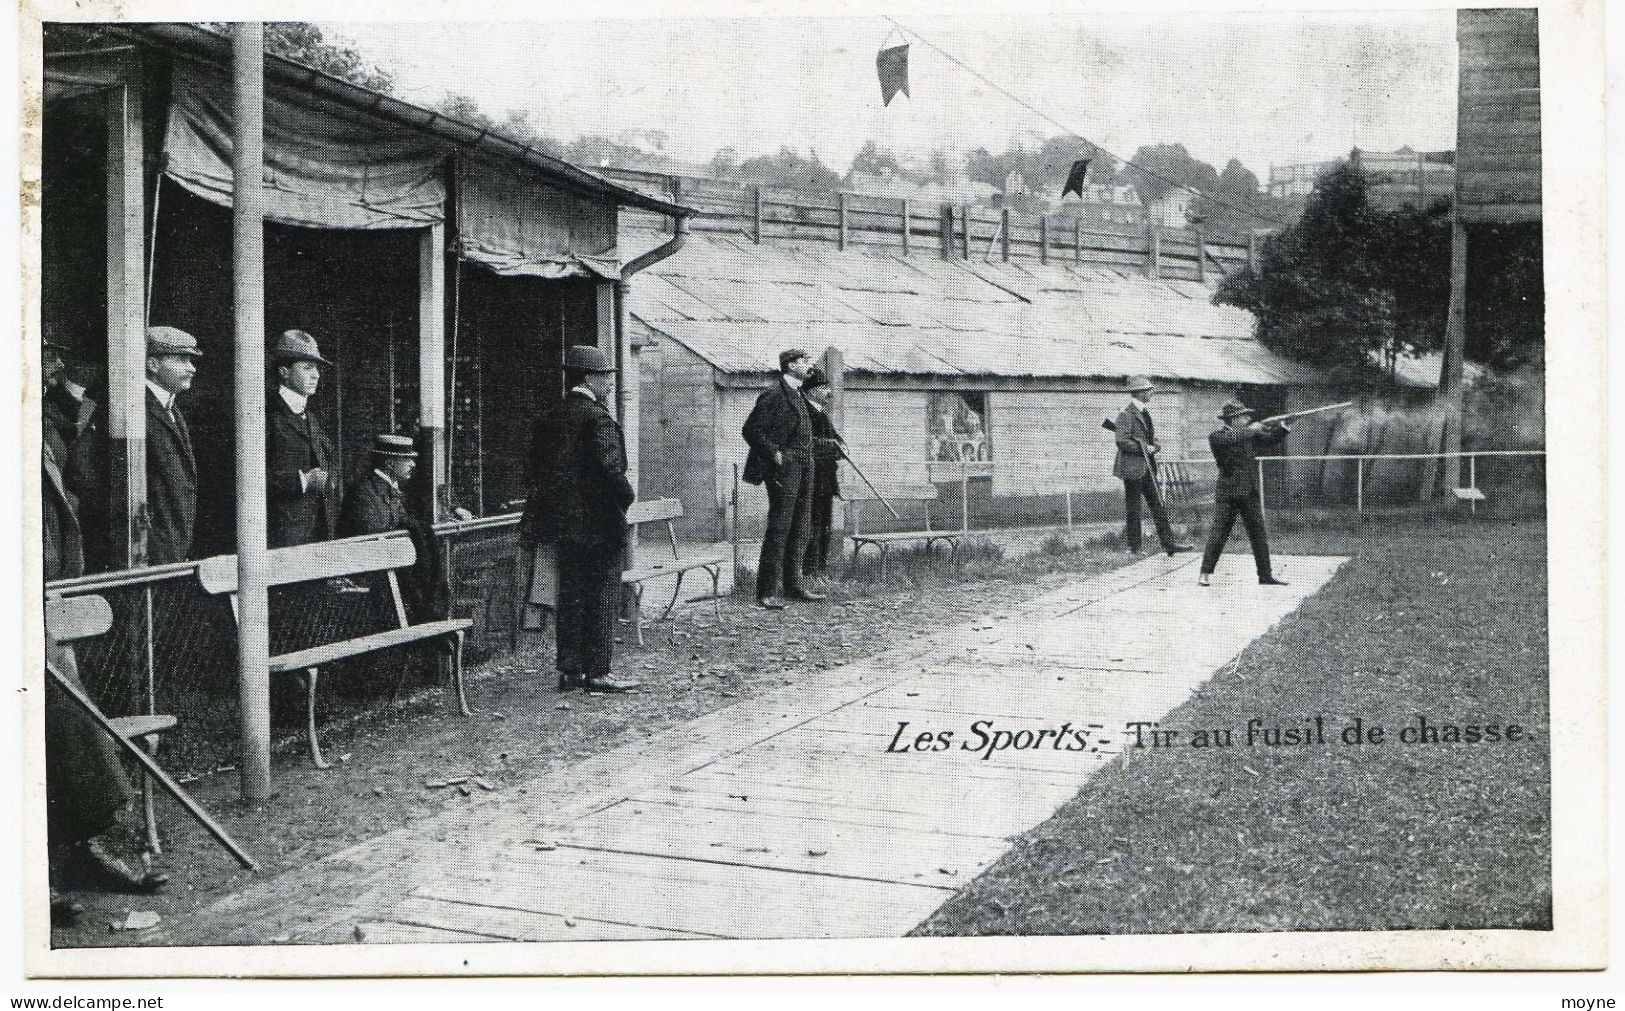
[18,0,1606,979]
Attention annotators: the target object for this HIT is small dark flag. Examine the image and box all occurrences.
[877,44,910,106]
[1062,158,1092,198]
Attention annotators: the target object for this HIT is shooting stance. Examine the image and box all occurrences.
[742,348,823,608]
[1111,376,1192,556]
[1198,400,1291,587]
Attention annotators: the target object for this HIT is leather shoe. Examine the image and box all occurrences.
[785,588,826,602]
[1259,575,1290,586]
[557,671,583,691]
[756,597,788,610]
[1197,574,1211,587]
[1165,543,1194,555]
[581,675,640,693]
[77,837,168,894]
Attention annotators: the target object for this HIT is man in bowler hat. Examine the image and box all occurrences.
[1112,376,1192,556]
[1198,400,1291,587]
[742,349,824,608]
[144,326,202,564]
[266,329,341,549]
[523,345,639,693]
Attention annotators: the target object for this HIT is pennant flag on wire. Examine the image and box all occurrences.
[1062,158,1092,198]
[877,44,910,105]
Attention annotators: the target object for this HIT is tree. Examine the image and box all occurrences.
[729,147,842,190]
[259,23,397,94]
[1214,162,1452,380]
[1122,143,1219,207]
[846,141,911,183]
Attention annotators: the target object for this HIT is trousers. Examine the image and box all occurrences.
[554,539,624,678]
[802,490,835,575]
[1122,471,1176,551]
[1200,495,1273,578]
[46,641,134,848]
[756,455,812,599]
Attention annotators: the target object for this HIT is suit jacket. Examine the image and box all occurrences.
[1112,402,1161,481]
[338,470,410,538]
[1209,422,1289,501]
[742,378,813,485]
[522,391,635,552]
[808,403,843,502]
[145,389,198,565]
[43,442,83,582]
[45,384,109,570]
[266,391,341,548]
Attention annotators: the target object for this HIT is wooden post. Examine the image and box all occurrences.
[231,22,271,802]
[1434,211,1469,496]
[1146,220,1161,279]
[1416,150,1426,207]
[1195,226,1207,283]
[104,78,147,567]
[837,191,848,251]
[752,185,763,244]
[939,203,952,260]
[959,204,970,259]
[1000,208,1010,261]
[900,198,910,255]
[1039,216,1049,265]
[822,347,845,538]
[1074,218,1082,265]
[418,224,446,520]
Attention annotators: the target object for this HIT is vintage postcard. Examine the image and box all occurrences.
[17,0,1605,978]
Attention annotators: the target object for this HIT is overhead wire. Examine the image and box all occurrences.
[883,15,1293,229]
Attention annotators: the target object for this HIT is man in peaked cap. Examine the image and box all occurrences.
[741,348,822,608]
[522,345,640,693]
[1198,400,1291,587]
[266,329,341,549]
[1112,376,1193,556]
[144,326,202,565]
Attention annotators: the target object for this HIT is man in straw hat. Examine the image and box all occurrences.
[1112,376,1193,556]
[266,329,341,549]
[144,326,202,564]
[522,345,640,693]
[338,434,419,540]
[1198,400,1292,587]
[742,348,823,609]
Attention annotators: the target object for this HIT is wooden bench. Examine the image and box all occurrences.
[845,483,963,576]
[623,498,727,645]
[44,593,179,854]
[197,535,473,769]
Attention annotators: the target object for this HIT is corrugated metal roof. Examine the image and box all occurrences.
[628,232,1323,385]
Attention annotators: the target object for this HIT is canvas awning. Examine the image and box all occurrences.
[162,63,448,229]
[454,156,621,279]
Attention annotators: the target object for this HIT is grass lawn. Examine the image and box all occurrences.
[914,513,1550,935]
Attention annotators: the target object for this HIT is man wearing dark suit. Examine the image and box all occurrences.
[339,433,444,626]
[266,330,341,549]
[42,339,110,572]
[143,326,202,565]
[43,377,167,927]
[742,348,823,609]
[1198,400,1291,587]
[1112,375,1192,556]
[522,345,639,693]
[800,367,844,577]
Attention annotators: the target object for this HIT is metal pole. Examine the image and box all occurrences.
[232,23,271,802]
[900,198,910,255]
[1355,458,1364,515]
[961,457,969,532]
[1469,454,1478,516]
[731,464,740,580]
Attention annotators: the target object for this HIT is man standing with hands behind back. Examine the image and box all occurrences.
[1112,375,1192,557]
[267,329,341,549]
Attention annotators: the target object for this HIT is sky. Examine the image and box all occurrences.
[321,11,1458,182]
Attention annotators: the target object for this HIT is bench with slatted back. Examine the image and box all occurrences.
[44,593,177,853]
[196,534,473,769]
[845,482,960,576]
[622,498,726,645]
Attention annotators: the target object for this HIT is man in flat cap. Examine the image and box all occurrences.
[742,348,823,609]
[522,345,639,693]
[1112,376,1192,557]
[144,326,202,565]
[267,330,341,549]
[1198,401,1291,587]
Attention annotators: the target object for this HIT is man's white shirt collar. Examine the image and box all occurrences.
[571,383,597,402]
[782,373,803,390]
[63,379,87,402]
[147,380,176,411]
[373,468,400,493]
[279,385,308,415]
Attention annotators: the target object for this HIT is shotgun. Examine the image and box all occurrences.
[1258,402,1355,426]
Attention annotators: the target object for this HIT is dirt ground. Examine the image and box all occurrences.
[52,544,1130,947]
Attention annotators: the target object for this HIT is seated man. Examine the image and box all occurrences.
[338,433,442,622]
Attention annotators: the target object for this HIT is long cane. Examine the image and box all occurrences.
[841,450,901,520]
[46,661,260,871]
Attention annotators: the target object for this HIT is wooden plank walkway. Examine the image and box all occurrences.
[159,553,1345,946]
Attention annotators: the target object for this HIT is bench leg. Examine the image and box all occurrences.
[140,736,161,855]
[660,572,687,621]
[632,584,646,647]
[452,630,471,717]
[302,668,333,770]
[708,566,722,623]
